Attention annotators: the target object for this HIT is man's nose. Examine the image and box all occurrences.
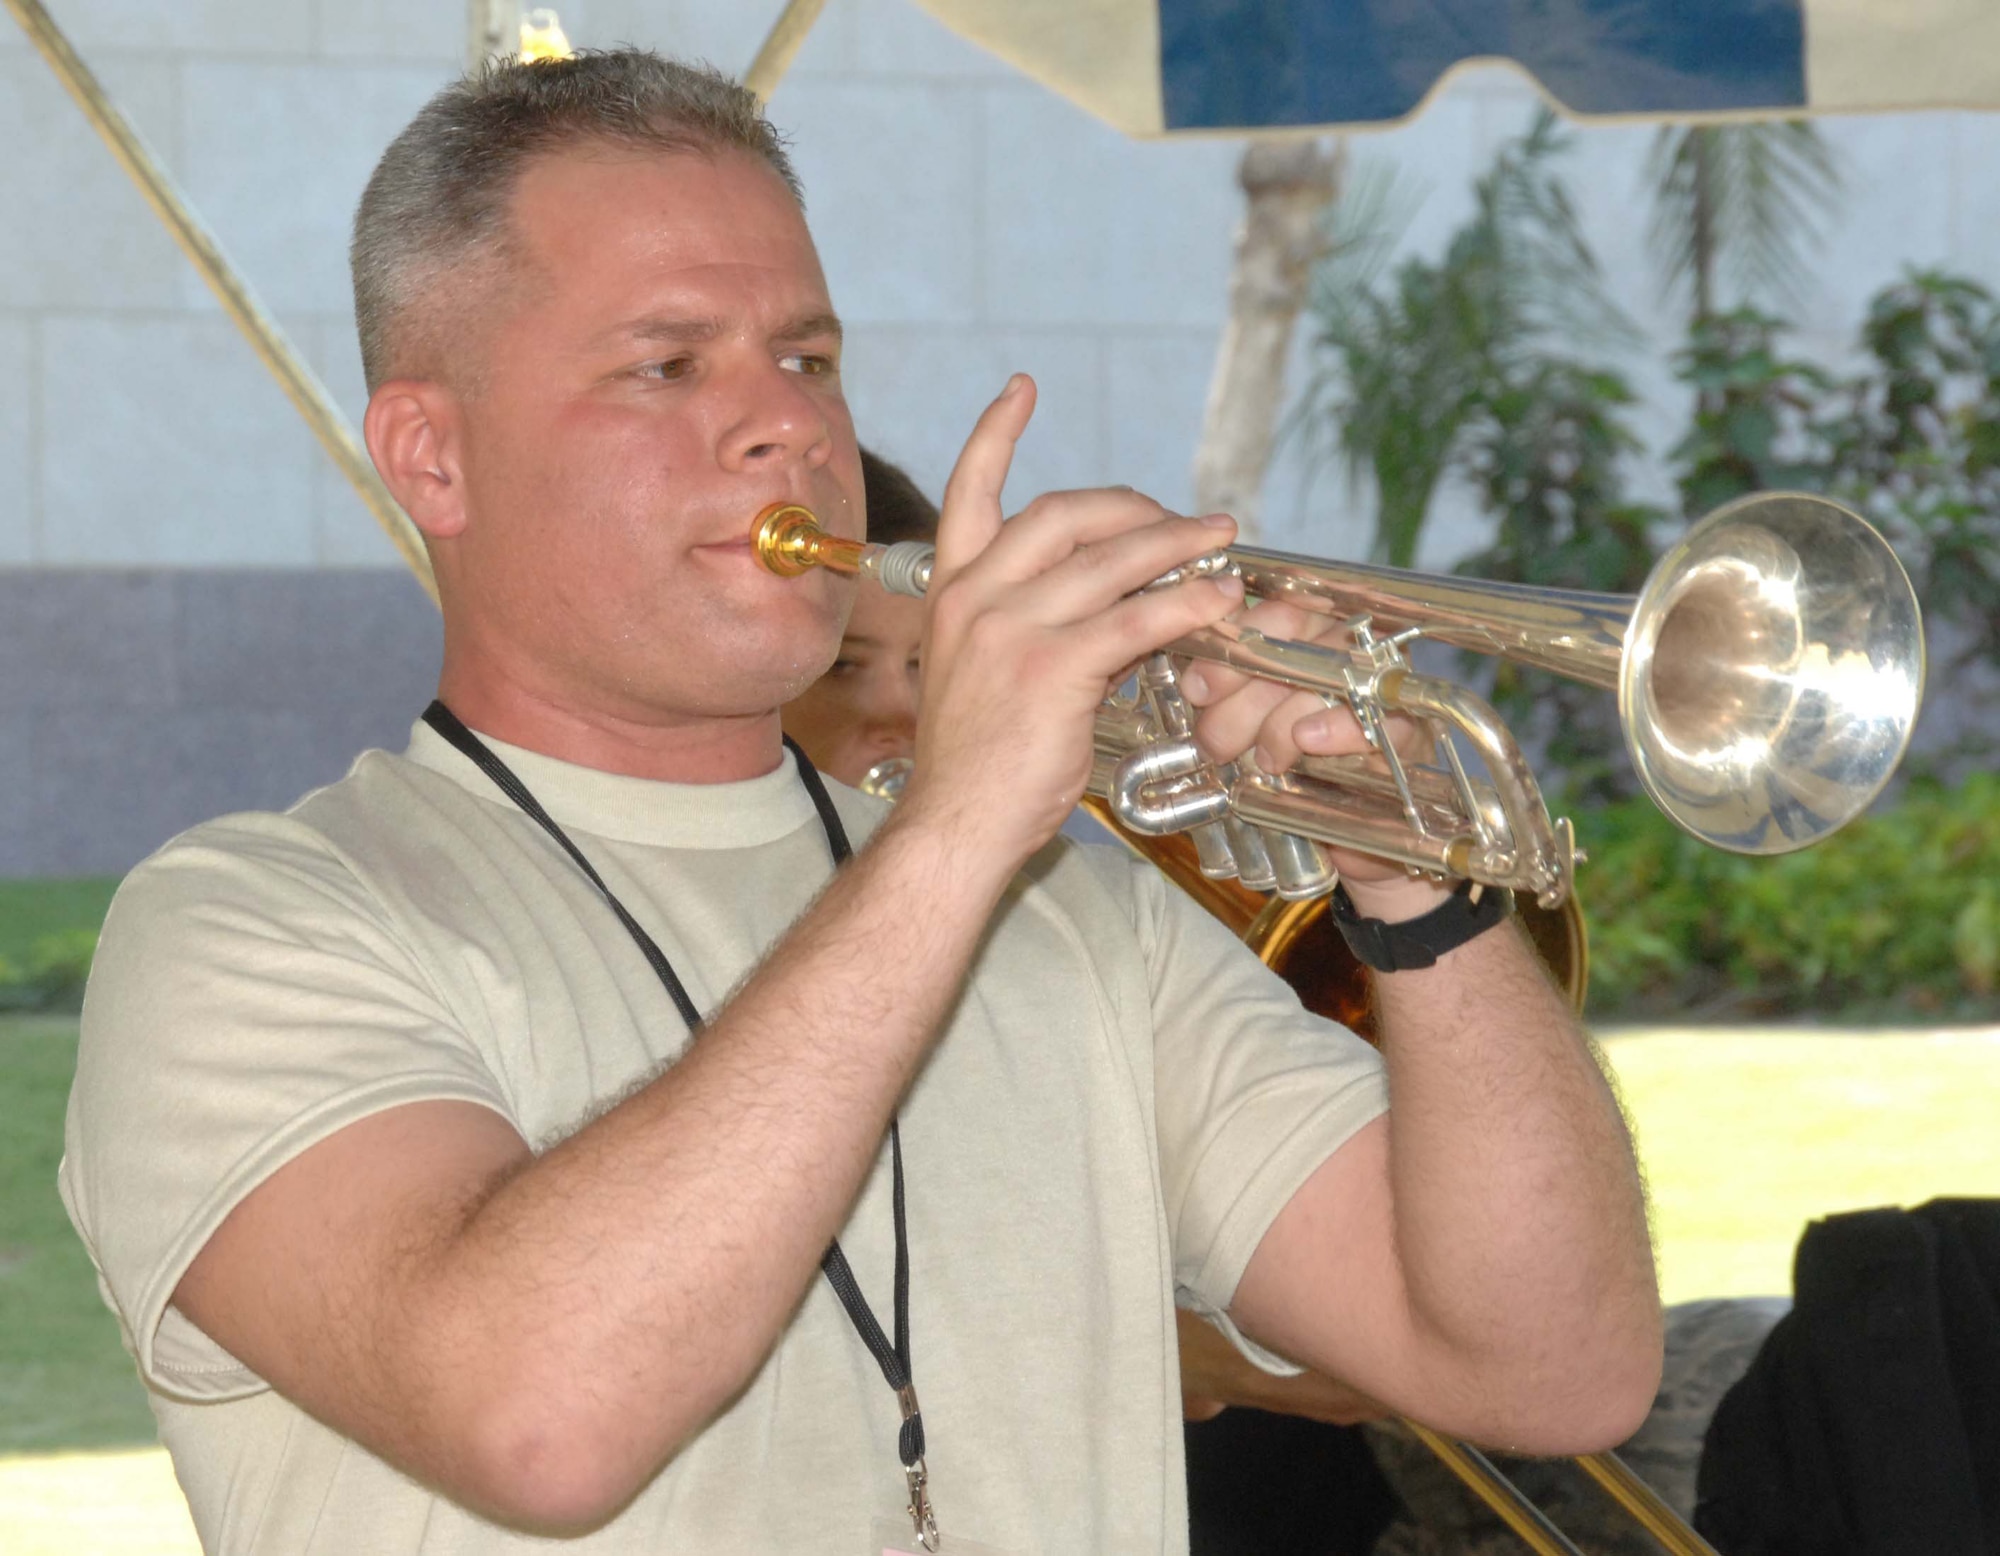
[715,356,832,472]
[865,665,920,734]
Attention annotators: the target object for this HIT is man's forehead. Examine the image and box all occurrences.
[510,142,808,247]
[504,145,830,323]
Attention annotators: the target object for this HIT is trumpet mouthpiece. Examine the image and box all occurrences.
[751,503,846,577]
[750,502,936,598]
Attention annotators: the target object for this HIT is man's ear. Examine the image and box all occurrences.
[364,380,468,540]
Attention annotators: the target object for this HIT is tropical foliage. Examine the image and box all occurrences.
[1583,773,2000,1022]
[1300,112,1998,1020]
[1302,111,1629,568]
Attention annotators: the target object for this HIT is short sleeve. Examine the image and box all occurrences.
[57,816,514,1402]
[1073,845,1388,1368]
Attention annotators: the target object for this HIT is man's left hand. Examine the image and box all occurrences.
[1175,598,1448,918]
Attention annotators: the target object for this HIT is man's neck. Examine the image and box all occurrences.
[434,665,787,785]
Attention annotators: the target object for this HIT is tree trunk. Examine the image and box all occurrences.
[1191,138,1345,543]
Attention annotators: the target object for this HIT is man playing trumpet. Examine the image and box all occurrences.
[61,49,1661,1555]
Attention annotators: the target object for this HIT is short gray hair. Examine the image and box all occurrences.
[351,49,802,392]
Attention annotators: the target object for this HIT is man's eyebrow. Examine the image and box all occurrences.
[773,312,844,345]
[604,313,843,347]
[614,316,721,345]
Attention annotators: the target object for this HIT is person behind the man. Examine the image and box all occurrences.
[780,446,932,788]
[60,51,1662,1555]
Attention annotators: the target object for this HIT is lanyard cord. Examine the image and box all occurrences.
[419,701,925,1471]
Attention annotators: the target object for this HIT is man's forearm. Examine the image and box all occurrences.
[1369,912,1661,1434]
[409,803,1015,1517]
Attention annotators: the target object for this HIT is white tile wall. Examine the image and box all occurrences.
[840,324,1103,511]
[41,316,318,564]
[774,78,983,326]
[300,314,408,566]
[848,0,1012,80]
[552,0,852,78]
[315,0,463,64]
[0,318,32,563]
[1807,114,1958,331]
[0,54,187,311]
[1103,329,1218,519]
[1948,113,2000,293]
[4,0,1999,570]
[179,59,459,316]
[34,0,312,57]
[983,84,1240,330]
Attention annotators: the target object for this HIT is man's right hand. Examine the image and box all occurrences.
[898,376,1244,871]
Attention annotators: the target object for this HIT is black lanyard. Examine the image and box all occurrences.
[420,701,937,1548]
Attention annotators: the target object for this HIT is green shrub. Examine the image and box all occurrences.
[0,929,98,1013]
[1579,773,2000,1022]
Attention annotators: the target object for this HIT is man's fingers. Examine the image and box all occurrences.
[998,512,1240,625]
[974,490,1230,587]
[936,375,1036,576]
[1179,600,1327,707]
[1253,689,1367,773]
[1190,675,1294,765]
[1078,575,1244,677]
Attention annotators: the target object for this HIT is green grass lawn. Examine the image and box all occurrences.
[0,1014,157,1452]
[0,880,117,974]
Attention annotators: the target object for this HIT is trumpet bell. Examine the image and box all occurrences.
[1621,492,1926,855]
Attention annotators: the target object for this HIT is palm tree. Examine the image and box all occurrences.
[1646,123,1843,414]
[1305,111,1629,567]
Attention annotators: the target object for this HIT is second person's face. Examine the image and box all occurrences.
[780,584,926,787]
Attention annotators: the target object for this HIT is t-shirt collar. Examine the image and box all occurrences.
[402,718,821,849]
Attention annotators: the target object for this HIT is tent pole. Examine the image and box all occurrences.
[745,0,828,103]
[3,0,440,607]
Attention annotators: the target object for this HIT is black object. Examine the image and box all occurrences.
[1185,1409,1397,1556]
[420,701,927,1473]
[1327,877,1514,973]
[1696,1197,2000,1555]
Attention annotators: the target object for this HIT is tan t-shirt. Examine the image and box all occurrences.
[60,723,1386,1555]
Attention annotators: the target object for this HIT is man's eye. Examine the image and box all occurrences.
[638,358,694,381]
[780,353,836,377]
[829,658,860,677]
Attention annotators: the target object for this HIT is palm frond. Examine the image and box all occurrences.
[1647,121,1843,319]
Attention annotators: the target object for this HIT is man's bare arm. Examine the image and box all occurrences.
[172,380,1248,1531]
[1181,604,1662,1452]
[1227,904,1661,1455]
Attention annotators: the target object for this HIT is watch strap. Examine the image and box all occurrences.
[1328,877,1515,972]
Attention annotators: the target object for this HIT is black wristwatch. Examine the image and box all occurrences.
[1328,877,1515,972]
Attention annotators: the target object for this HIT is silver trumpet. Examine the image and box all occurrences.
[753,493,1926,907]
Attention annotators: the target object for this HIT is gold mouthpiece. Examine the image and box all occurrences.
[752,502,868,578]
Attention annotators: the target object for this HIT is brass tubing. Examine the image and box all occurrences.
[5,0,440,607]
[1404,1424,1590,1556]
[1577,1452,1722,1556]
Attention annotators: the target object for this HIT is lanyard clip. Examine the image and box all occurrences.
[905,1457,941,1552]
[896,1386,939,1550]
